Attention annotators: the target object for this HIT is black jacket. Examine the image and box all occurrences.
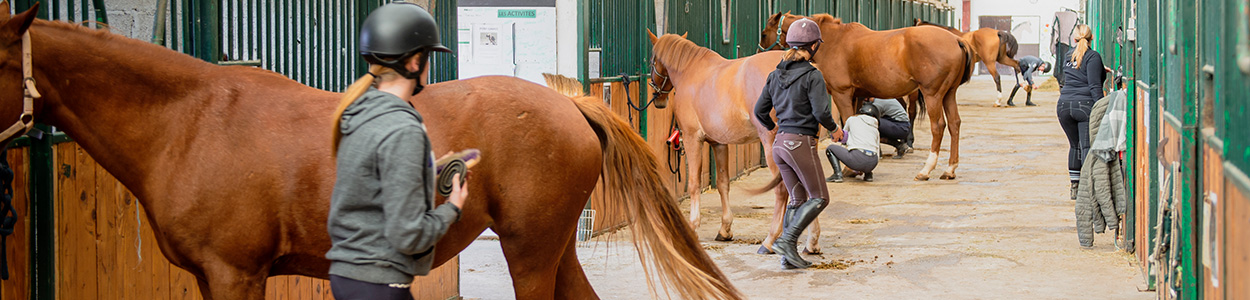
[1059,49,1106,102]
[754,60,838,136]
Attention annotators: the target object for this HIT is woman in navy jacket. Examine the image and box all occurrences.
[1057,24,1105,200]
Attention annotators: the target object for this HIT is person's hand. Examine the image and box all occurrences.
[448,176,468,209]
[1033,84,1041,90]
[830,128,845,143]
[1019,82,1028,88]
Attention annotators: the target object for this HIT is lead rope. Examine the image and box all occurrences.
[621,73,653,127]
[0,31,39,281]
[0,147,14,280]
[666,114,683,182]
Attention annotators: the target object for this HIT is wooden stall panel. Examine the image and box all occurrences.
[0,148,30,300]
[1226,178,1249,299]
[1134,86,1151,266]
[1201,143,1223,300]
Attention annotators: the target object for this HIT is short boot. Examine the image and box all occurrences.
[864,172,874,182]
[886,140,906,159]
[825,149,844,183]
[772,198,829,269]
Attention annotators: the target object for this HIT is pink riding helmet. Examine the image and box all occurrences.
[786,18,823,47]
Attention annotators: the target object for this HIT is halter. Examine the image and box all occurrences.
[0,32,40,147]
[648,57,673,100]
[758,14,787,52]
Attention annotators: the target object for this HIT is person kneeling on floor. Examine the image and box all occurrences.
[826,102,881,183]
[869,98,911,158]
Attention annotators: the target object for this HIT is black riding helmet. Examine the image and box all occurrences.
[359,2,452,84]
[857,102,880,119]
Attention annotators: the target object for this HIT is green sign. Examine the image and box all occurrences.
[498,9,536,18]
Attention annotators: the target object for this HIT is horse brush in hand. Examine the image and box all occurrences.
[435,149,481,197]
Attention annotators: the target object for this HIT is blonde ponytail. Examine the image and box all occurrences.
[782,47,812,61]
[1070,25,1093,68]
[332,64,388,156]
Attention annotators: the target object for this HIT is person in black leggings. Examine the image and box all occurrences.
[1057,24,1105,200]
[753,18,839,269]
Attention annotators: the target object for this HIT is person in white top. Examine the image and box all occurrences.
[825,103,881,182]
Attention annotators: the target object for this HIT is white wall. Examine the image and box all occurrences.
[556,0,579,77]
[968,0,1080,63]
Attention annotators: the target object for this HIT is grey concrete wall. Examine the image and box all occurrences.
[102,0,158,41]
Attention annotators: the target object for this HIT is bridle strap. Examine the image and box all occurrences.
[648,57,673,95]
[758,14,787,52]
[0,32,39,147]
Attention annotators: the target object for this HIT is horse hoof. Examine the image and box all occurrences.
[714,233,733,241]
[756,245,775,255]
[915,174,930,181]
[802,248,822,255]
[940,172,956,180]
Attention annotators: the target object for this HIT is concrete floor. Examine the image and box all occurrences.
[459,75,1153,299]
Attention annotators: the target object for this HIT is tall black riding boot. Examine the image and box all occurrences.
[1007,85,1020,106]
[825,149,844,183]
[773,198,828,269]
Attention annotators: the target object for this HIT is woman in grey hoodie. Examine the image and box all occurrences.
[753,18,840,270]
[326,3,467,299]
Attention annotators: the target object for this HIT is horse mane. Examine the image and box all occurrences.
[653,34,719,71]
[915,19,954,30]
[34,19,294,80]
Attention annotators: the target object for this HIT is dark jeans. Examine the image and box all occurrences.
[330,275,414,300]
[773,132,829,206]
[878,118,910,145]
[1057,100,1094,177]
[827,144,879,173]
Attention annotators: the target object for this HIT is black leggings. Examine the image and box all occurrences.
[772,132,829,207]
[330,275,414,300]
[1057,100,1094,181]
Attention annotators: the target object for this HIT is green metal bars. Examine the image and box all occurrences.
[157,1,459,91]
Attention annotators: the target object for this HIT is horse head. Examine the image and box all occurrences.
[758,12,795,52]
[646,29,680,109]
[0,1,40,144]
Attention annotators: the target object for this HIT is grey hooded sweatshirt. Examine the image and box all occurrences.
[327,88,461,285]
[754,60,839,136]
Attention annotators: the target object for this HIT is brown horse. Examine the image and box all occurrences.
[0,3,740,299]
[646,31,824,254]
[915,19,1020,107]
[760,13,974,181]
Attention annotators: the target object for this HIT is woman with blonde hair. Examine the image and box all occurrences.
[326,3,468,299]
[1056,24,1105,200]
[753,18,841,269]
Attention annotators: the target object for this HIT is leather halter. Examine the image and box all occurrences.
[0,32,39,147]
[758,14,787,52]
[648,57,672,98]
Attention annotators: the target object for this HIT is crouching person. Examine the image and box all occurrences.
[826,103,881,182]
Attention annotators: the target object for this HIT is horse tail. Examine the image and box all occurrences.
[569,96,742,300]
[998,30,1019,58]
[743,173,784,195]
[958,40,975,85]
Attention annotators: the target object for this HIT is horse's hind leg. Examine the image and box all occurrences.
[554,236,599,300]
[916,89,948,181]
[498,225,572,299]
[759,129,787,254]
[711,143,735,241]
[940,88,962,180]
[987,61,1004,106]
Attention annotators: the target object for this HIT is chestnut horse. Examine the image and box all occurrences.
[915,19,1020,107]
[646,31,824,254]
[760,13,974,181]
[0,4,740,299]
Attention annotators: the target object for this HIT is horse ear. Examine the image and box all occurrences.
[681,32,688,39]
[0,1,10,21]
[647,28,657,44]
[2,2,37,37]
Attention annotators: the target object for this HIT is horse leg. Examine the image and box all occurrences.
[497,223,575,298]
[759,130,787,254]
[554,235,599,300]
[803,218,822,254]
[940,88,962,180]
[988,61,1004,106]
[683,137,706,232]
[711,143,735,241]
[905,91,922,150]
[916,89,948,181]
